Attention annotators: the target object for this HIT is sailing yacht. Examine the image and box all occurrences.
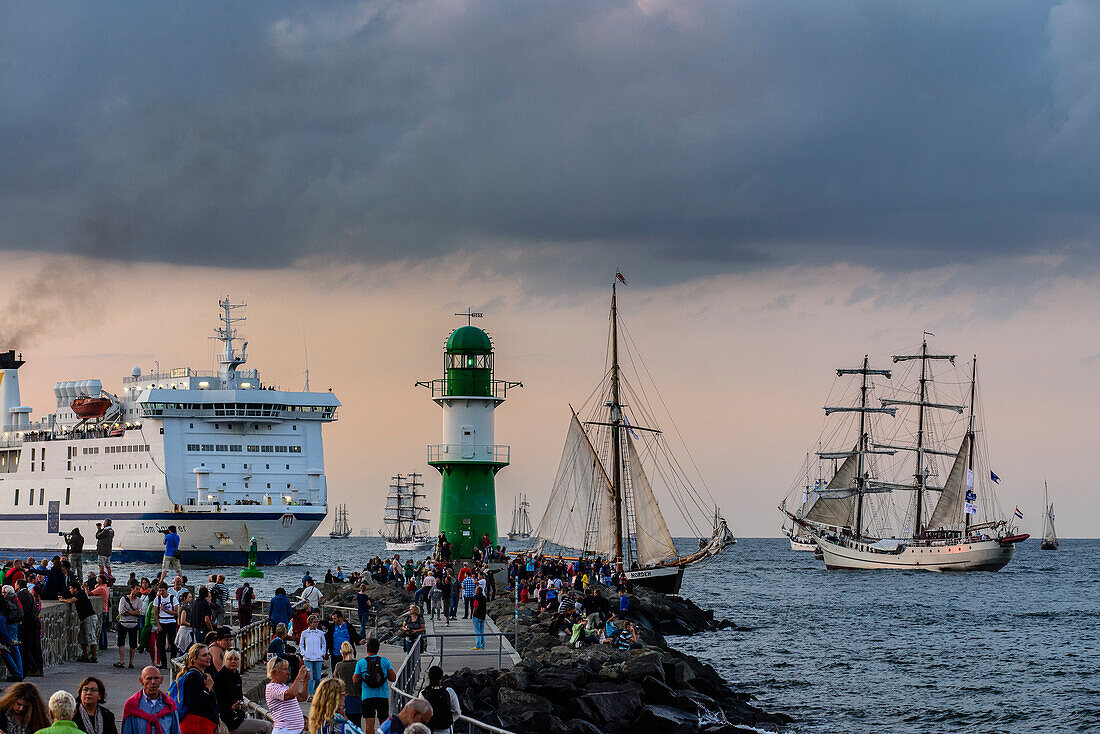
[1041,481,1058,550]
[788,340,1028,571]
[533,279,735,593]
[507,494,533,540]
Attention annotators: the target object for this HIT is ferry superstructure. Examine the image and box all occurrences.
[0,298,339,565]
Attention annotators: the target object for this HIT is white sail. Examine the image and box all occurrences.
[804,452,857,526]
[535,414,618,557]
[927,434,971,530]
[1042,482,1057,545]
[625,434,678,567]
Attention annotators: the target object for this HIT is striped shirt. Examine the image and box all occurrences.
[265,683,305,730]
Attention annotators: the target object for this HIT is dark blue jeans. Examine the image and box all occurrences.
[0,620,23,680]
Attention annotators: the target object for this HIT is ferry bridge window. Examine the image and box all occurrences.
[66,488,70,505]
[39,488,44,504]
[14,488,19,505]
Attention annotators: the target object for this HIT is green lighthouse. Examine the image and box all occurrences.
[417,314,522,559]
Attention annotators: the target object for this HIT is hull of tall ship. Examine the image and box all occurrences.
[1041,541,1058,550]
[0,508,325,566]
[385,538,433,553]
[506,532,532,541]
[813,533,1016,572]
[624,565,685,594]
[328,531,352,539]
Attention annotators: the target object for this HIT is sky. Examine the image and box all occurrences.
[2,1,1099,537]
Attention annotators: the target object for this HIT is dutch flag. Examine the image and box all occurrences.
[1014,506,1024,520]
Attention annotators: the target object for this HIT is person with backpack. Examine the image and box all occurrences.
[419,666,460,734]
[171,644,219,734]
[153,583,179,668]
[117,585,144,669]
[352,638,395,734]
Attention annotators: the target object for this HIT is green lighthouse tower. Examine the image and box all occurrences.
[417,313,522,559]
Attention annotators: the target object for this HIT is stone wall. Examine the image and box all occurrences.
[40,601,82,667]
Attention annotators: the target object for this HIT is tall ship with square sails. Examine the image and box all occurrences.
[784,339,1028,571]
[0,298,339,564]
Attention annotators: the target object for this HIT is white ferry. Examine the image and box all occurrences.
[0,298,339,565]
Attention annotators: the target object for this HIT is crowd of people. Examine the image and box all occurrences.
[1,526,650,734]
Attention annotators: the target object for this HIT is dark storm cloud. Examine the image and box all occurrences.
[2,0,1099,283]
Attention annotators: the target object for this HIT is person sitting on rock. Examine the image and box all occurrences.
[569,615,597,649]
[616,621,642,650]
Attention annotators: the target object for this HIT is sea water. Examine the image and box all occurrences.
[110,536,1097,733]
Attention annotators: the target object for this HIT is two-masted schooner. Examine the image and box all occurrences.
[533,279,735,593]
[1041,481,1058,550]
[508,494,533,541]
[380,473,433,552]
[786,339,1028,571]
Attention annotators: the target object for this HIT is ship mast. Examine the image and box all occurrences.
[888,338,958,539]
[965,357,976,536]
[824,358,894,539]
[855,356,870,539]
[914,341,929,535]
[610,282,627,568]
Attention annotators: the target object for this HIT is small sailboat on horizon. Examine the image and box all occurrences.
[1041,481,1058,550]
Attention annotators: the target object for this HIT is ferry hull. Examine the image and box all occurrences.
[0,510,324,566]
[624,565,684,594]
[814,534,1015,572]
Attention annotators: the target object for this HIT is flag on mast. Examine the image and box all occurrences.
[616,272,627,285]
[1014,506,1024,519]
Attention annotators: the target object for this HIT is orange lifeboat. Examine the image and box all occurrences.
[71,396,112,418]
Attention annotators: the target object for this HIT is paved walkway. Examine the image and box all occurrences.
[421,609,520,674]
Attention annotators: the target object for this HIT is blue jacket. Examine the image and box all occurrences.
[164,532,180,557]
[269,594,292,625]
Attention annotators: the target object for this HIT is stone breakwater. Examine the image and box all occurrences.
[308,580,791,733]
[458,586,789,734]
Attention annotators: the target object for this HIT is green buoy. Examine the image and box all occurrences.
[240,537,264,578]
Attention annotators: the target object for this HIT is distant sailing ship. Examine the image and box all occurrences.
[381,473,433,552]
[328,504,352,539]
[508,494,533,540]
[779,451,824,551]
[786,339,1029,571]
[534,278,735,593]
[1041,481,1058,550]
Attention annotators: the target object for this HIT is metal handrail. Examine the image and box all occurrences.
[427,443,510,463]
[422,631,512,671]
[388,634,516,734]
